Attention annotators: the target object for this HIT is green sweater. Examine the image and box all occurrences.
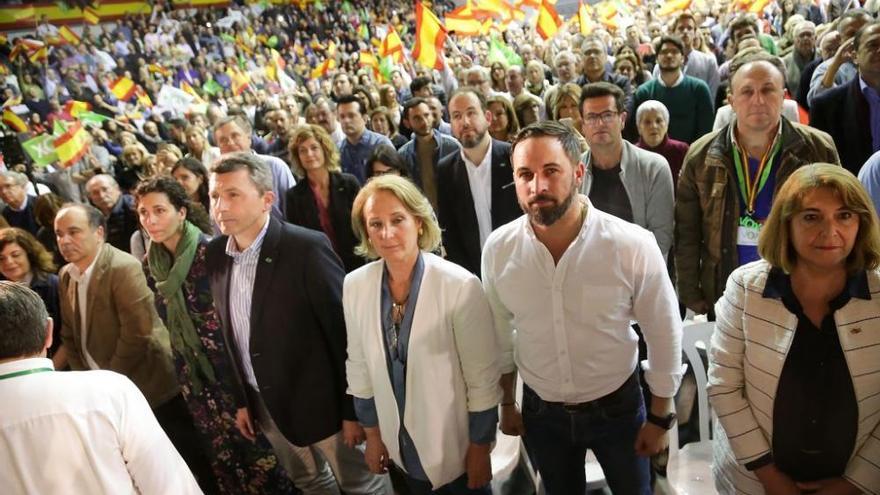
[631,75,714,145]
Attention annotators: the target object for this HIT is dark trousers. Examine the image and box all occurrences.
[521,373,651,495]
[396,466,491,495]
[154,393,220,494]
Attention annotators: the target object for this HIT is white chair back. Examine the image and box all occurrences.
[681,321,715,442]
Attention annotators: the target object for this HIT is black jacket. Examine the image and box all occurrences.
[810,76,874,176]
[206,217,355,447]
[437,139,521,277]
[285,172,364,273]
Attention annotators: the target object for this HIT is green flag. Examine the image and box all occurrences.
[202,79,223,96]
[341,1,353,14]
[22,134,58,168]
[358,24,369,40]
[488,37,523,68]
[379,56,395,83]
[314,0,324,11]
[52,119,66,136]
[267,35,279,48]
[77,111,110,127]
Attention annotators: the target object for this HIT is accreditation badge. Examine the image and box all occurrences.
[737,215,762,247]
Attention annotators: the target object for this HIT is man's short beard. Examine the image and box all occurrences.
[461,128,487,149]
[522,178,578,226]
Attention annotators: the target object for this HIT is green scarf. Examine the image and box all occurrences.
[149,220,216,396]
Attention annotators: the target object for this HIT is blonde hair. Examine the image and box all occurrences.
[758,163,880,274]
[351,175,442,260]
[288,124,341,178]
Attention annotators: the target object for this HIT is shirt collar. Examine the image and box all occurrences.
[763,266,871,302]
[0,357,54,377]
[67,245,102,284]
[657,71,685,88]
[730,116,783,150]
[225,215,270,259]
[523,194,591,241]
[860,76,880,99]
[461,139,493,169]
[7,195,28,212]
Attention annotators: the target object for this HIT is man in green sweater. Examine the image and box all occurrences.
[628,35,714,145]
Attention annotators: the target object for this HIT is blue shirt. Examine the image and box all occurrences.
[353,254,497,481]
[858,150,880,218]
[736,156,778,267]
[339,129,393,183]
[860,77,880,154]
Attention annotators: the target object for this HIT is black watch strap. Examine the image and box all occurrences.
[646,411,677,430]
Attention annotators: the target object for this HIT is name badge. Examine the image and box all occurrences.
[737,216,762,247]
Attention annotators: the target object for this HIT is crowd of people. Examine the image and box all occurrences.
[1,0,880,494]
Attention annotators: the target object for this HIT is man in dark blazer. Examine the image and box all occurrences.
[438,88,521,277]
[810,21,880,176]
[205,153,389,494]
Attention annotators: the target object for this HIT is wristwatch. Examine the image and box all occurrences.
[646,411,677,430]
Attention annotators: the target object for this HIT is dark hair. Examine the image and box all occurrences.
[59,203,106,233]
[512,120,583,169]
[336,94,366,116]
[410,76,433,95]
[353,85,377,112]
[853,20,880,52]
[171,157,210,211]
[133,176,213,234]
[0,281,49,359]
[448,86,488,112]
[839,7,872,26]
[728,14,759,43]
[365,144,411,180]
[655,35,686,56]
[0,227,56,274]
[402,97,430,122]
[580,82,626,114]
[33,193,65,229]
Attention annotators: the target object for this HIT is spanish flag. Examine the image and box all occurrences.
[310,58,336,80]
[59,26,81,45]
[359,50,380,79]
[28,46,48,64]
[535,0,562,40]
[378,26,403,63]
[413,1,447,71]
[747,0,773,13]
[135,85,154,108]
[148,63,172,78]
[2,108,27,133]
[63,100,91,117]
[470,0,506,19]
[445,7,482,37]
[53,122,90,168]
[110,77,136,101]
[578,0,593,35]
[82,7,100,25]
[657,0,692,16]
[228,68,250,96]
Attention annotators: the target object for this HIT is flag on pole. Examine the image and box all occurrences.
[488,37,523,67]
[53,122,90,168]
[58,26,81,45]
[310,58,336,79]
[413,1,447,70]
[28,46,48,64]
[359,50,381,79]
[148,63,172,78]
[228,68,250,96]
[22,134,58,167]
[1,108,27,133]
[202,79,223,96]
[378,25,404,63]
[63,100,91,117]
[578,0,593,35]
[135,85,154,108]
[536,0,563,40]
[82,7,100,25]
[76,111,110,128]
[110,77,136,101]
[445,7,482,36]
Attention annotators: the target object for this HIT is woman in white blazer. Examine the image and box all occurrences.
[709,164,880,495]
[344,174,502,494]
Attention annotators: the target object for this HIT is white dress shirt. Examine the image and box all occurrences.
[226,216,270,389]
[0,357,201,495]
[462,141,494,248]
[482,197,682,403]
[67,253,101,370]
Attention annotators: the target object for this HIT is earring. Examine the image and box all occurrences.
[418,228,424,236]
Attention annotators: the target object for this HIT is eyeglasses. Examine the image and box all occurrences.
[583,111,620,126]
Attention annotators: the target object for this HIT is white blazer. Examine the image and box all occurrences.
[344,253,502,488]
[709,260,880,494]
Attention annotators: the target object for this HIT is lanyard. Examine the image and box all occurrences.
[732,138,781,216]
[0,367,52,381]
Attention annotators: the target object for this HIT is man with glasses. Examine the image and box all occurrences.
[654,12,720,102]
[630,35,714,145]
[576,36,634,112]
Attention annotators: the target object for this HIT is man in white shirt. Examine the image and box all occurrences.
[0,281,201,495]
[482,120,683,494]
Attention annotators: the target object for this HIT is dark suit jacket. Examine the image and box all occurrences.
[206,217,355,447]
[285,172,364,273]
[437,139,520,277]
[810,77,874,176]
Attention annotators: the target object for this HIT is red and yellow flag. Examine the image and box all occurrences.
[310,58,336,79]
[445,6,482,37]
[2,108,27,133]
[28,46,48,64]
[658,0,692,16]
[535,0,562,40]
[227,68,250,96]
[413,1,447,70]
[63,100,91,117]
[53,122,90,168]
[135,85,153,108]
[578,0,593,35]
[148,63,172,78]
[59,26,81,45]
[359,50,381,79]
[378,25,404,63]
[110,77,136,101]
[83,7,100,25]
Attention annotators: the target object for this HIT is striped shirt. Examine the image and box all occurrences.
[225,216,270,389]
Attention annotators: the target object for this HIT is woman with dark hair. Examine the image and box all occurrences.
[487,95,519,143]
[33,193,66,267]
[490,62,508,93]
[370,106,408,149]
[171,157,211,215]
[0,227,63,367]
[135,176,297,494]
[353,85,378,114]
[287,124,365,272]
[365,144,412,180]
